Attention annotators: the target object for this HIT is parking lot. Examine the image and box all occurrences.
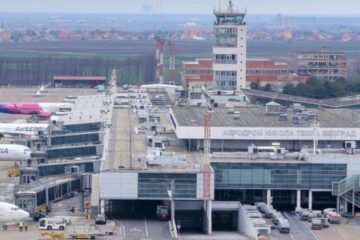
[268,211,360,240]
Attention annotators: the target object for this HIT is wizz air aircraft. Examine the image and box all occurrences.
[0,144,31,161]
[0,102,72,119]
[0,202,30,230]
[0,122,48,137]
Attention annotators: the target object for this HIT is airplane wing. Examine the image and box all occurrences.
[44,82,52,88]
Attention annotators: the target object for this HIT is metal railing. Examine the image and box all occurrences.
[336,175,360,197]
[342,191,360,208]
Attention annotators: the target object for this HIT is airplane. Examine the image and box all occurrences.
[0,102,72,119]
[0,122,48,138]
[0,144,31,161]
[34,82,51,97]
[0,202,30,230]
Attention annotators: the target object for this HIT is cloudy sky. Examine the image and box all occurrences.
[1,0,359,15]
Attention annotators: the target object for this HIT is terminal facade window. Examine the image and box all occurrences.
[63,123,101,133]
[138,173,197,199]
[214,54,237,64]
[47,146,97,159]
[212,162,347,190]
[51,133,100,146]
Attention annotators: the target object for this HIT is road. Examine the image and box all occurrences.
[114,218,172,240]
[283,212,319,240]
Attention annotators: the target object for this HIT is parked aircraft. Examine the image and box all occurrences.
[0,122,48,138]
[0,202,30,230]
[0,102,72,119]
[0,144,31,161]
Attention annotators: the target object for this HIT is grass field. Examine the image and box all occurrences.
[1,39,360,82]
[1,40,360,63]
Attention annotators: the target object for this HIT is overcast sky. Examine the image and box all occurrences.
[1,0,360,15]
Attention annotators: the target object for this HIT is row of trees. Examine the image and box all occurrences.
[0,54,156,86]
[282,77,360,99]
[250,77,360,100]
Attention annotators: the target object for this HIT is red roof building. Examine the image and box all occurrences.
[182,58,308,93]
[181,59,213,95]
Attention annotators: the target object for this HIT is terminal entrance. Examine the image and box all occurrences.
[107,200,164,219]
[175,210,203,232]
[272,190,296,211]
[212,211,238,231]
[312,191,336,210]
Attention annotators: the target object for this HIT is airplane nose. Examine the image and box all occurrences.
[21,210,30,219]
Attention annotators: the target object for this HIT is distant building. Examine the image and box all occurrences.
[182,58,308,93]
[213,1,247,90]
[247,59,289,83]
[295,48,348,80]
[53,76,107,88]
[181,59,213,96]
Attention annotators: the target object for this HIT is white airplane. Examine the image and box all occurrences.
[34,82,51,97]
[0,144,31,161]
[0,122,48,138]
[0,202,30,230]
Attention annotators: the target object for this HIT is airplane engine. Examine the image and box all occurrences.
[37,111,51,119]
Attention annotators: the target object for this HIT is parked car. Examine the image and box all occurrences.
[95,214,107,225]
[299,209,311,221]
[278,218,290,234]
[311,218,322,230]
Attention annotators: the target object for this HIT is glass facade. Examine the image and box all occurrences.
[47,146,97,159]
[35,179,81,206]
[138,173,197,199]
[38,162,95,177]
[211,162,347,190]
[51,133,100,146]
[215,27,237,47]
[215,15,245,25]
[63,123,101,133]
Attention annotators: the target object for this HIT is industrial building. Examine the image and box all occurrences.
[295,47,348,80]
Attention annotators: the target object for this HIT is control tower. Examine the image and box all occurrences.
[213,1,247,91]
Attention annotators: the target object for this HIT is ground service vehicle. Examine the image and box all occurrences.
[69,221,116,239]
[38,217,66,230]
[7,168,20,177]
[327,212,341,224]
[156,205,169,220]
[319,217,330,228]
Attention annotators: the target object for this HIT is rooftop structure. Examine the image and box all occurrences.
[242,88,360,108]
[53,75,107,88]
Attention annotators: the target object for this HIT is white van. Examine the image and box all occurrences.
[38,217,66,230]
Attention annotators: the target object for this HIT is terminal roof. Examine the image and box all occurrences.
[171,106,360,128]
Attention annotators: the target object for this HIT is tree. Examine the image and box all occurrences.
[250,80,261,90]
[263,83,274,92]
